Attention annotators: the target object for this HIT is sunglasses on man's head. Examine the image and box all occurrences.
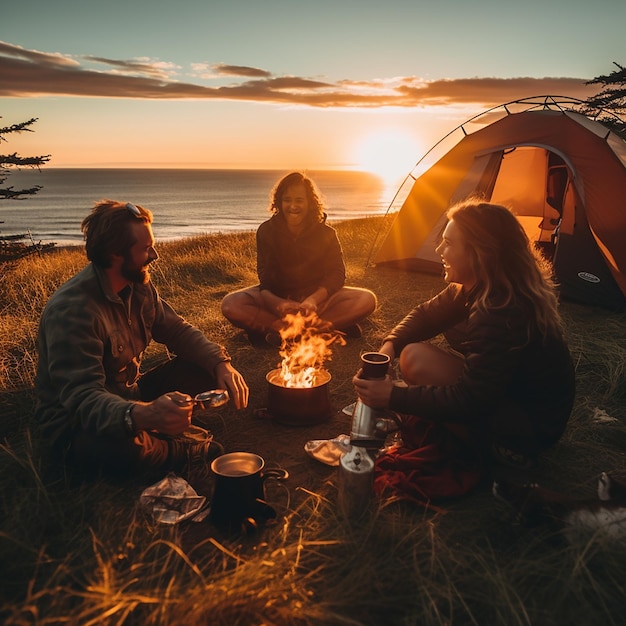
[126,202,141,217]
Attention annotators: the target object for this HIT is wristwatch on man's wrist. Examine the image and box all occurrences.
[124,404,136,435]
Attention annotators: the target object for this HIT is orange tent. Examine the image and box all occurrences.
[373,97,626,310]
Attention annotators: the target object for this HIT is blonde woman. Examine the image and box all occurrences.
[354,199,575,474]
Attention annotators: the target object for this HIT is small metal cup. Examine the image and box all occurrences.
[360,352,390,380]
[174,389,229,409]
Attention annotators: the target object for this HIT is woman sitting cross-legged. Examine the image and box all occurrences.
[221,171,377,346]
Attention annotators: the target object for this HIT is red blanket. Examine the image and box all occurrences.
[374,416,482,504]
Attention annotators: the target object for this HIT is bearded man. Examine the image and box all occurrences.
[35,199,248,478]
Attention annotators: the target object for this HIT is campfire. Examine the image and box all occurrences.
[275,312,345,388]
[263,312,345,426]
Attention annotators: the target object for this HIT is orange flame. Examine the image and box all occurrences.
[277,312,345,388]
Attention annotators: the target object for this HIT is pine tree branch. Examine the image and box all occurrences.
[0,153,51,167]
[0,186,43,199]
[0,118,38,142]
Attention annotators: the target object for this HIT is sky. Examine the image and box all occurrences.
[2,0,624,184]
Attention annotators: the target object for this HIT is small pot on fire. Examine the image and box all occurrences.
[257,312,343,426]
[265,367,332,426]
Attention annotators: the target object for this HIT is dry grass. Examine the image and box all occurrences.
[1,216,626,625]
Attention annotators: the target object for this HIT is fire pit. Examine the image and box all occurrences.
[257,311,343,426]
[265,368,332,426]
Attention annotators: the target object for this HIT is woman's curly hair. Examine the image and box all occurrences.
[268,172,325,223]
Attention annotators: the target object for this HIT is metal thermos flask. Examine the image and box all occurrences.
[338,445,375,519]
[338,352,391,519]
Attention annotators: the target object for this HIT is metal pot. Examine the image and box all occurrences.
[266,368,332,426]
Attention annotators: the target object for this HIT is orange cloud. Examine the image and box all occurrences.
[0,40,597,108]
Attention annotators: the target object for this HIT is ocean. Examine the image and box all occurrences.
[0,168,399,246]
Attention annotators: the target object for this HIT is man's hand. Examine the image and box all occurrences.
[132,391,193,435]
[215,361,249,409]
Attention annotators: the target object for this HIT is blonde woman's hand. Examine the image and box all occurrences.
[352,374,394,410]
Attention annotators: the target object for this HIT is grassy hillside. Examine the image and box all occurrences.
[1,216,626,625]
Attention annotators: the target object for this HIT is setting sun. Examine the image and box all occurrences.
[352,129,422,185]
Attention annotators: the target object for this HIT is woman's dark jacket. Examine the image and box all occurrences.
[256,213,345,301]
[385,283,576,448]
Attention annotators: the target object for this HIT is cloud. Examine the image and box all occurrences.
[211,63,272,78]
[0,40,597,108]
[395,76,596,106]
[83,55,180,80]
[0,41,79,68]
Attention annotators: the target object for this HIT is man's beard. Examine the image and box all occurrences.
[121,257,150,284]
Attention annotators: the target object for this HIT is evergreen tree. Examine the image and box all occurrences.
[580,62,626,139]
[0,117,53,262]
[1,117,50,199]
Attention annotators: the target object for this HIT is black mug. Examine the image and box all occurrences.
[210,452,288,532]
[360,351,390,380]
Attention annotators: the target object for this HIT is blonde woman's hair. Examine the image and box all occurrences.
[447,198,563,341]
